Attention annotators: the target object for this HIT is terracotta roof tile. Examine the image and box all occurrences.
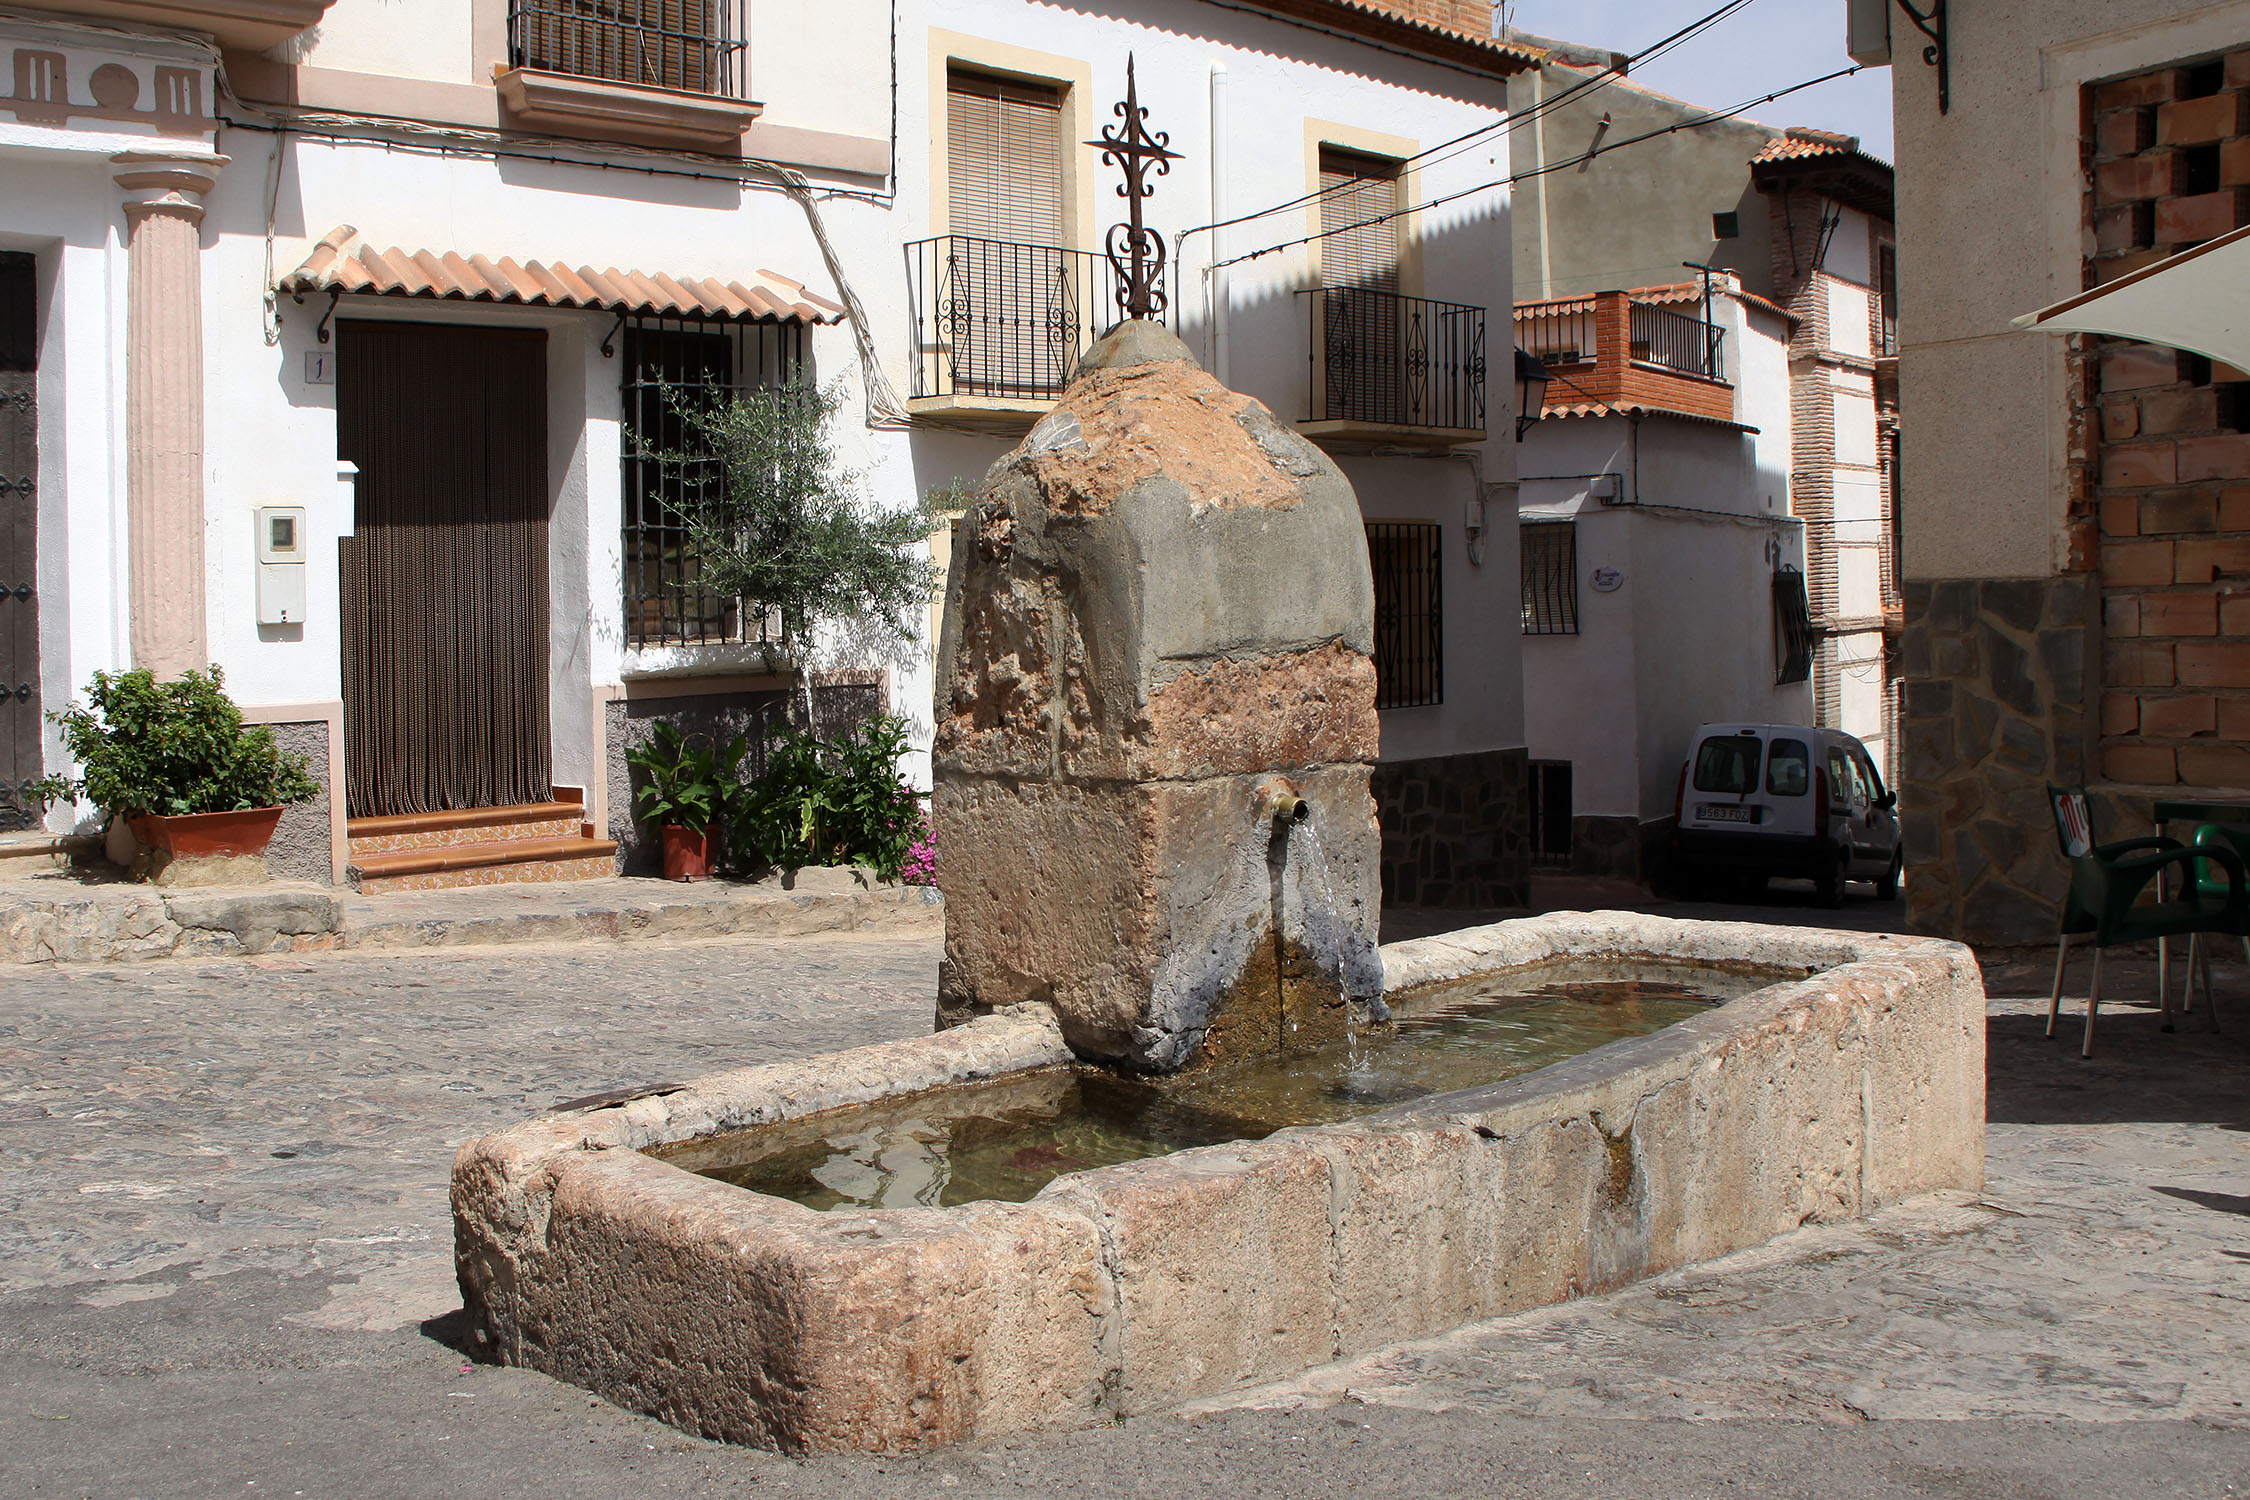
[1751,127,1867,165]
[279,227,847,326]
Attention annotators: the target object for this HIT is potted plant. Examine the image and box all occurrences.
[32,667,321,870]
[624,721,746,881]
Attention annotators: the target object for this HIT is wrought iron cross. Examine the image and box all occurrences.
[1088,56,1182,321]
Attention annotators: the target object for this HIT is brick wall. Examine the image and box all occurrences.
[1369,0,1493,36]
[2090,54,2250,789]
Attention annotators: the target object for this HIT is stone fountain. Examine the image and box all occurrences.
[931,319,1386,1072]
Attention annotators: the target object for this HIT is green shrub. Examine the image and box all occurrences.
[622,721,746,835]
[729,715,926,880]
[34,667,321,818]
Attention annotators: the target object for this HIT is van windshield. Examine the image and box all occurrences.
[1766,739,1810,796]
[1693,736,1763,795]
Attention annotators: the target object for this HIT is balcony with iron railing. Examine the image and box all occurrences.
[1513,288,1735,425]
[497,0,760,151]
[904,236,1164,428]
[2,0,335,49]
[1299,287,1488,444]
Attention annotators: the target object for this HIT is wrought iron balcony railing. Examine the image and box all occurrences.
[906,236,1159,403]
[509,0,750,99]
[1302,287,1487,435]
[1628,298,1726,381]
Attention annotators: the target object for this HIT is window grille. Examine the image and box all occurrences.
[1529,760,1573,868]
[1520,522,1578,636]
[1774,566,1815,685]
[621,315,805,647]
[1365,521,1442,709]
[509,0,749,98]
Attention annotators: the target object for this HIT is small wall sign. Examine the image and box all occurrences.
[1590,567,1624,593]
[303,349,335,386]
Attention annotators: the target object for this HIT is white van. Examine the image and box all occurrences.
[1665,723,1903,905]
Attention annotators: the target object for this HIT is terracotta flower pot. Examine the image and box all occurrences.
[660,825,722,882]
[127,805,285,859]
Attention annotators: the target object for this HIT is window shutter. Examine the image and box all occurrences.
[1320,148,1402,290]
[948,71,1066,246]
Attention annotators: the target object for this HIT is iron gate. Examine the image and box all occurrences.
[0,252,36,830]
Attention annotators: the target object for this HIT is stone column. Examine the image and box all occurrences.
[112,152,225,679]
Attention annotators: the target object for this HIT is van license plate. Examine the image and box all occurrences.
[1699,805,1754,823]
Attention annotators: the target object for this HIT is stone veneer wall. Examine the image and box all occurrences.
[1370,747,1530,908]
[604,681,882,875]
[1899,577,2092,944]
[264,721,333,886]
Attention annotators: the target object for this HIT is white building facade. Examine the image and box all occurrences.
[2,0,1536,903]
[1513,275,1813,878]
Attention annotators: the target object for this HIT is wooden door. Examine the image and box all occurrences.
[0,252,36,831]
[337,322,551,818]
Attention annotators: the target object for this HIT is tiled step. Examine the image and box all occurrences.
[347,800,585,857]
[348,834,619,895]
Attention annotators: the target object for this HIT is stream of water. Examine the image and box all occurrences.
[655,959,1784,1212]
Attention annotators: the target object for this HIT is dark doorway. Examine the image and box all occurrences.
[337,321,551,818]
[0,252,37,831]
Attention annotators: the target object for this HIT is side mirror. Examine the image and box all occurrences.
[1877,791,1898,810]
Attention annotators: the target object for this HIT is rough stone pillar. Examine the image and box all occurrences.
[113,152,225,679]
[933,322,1385,1073]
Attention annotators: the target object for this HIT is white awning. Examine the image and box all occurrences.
[2013,223,2250,370]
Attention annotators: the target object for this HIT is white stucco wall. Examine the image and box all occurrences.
[1516,287,1809,825]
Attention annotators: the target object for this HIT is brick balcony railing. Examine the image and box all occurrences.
[1512,289,1735,424]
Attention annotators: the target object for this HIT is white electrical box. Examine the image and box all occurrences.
[256,506,307,625]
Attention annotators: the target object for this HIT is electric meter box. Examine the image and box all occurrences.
[255,506,307,625]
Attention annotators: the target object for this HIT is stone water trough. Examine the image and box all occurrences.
[452,323,1983,1451]
[453,913,1983,1452]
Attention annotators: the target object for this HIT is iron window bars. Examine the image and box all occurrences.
[1520,522,1579,636]
[621,314,805,647]
[1629,299,1725,381]
[1774,566,1815,685]
[509,0,749,99]
[904,236,1170,402]
[1303,287,1486,432]
[1529,760,1573,868]
[1365,521,1442,709]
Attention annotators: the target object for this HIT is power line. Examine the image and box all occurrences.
[1206,64,1863,274]
[1178,0,1762,250]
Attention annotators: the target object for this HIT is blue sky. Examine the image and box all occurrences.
[1500,0,1896,159]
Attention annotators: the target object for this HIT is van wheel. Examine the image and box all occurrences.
[1816,850,1849,908]
[1876,850,1903,901]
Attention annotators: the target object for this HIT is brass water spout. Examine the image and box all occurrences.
[1259,780,1310,825]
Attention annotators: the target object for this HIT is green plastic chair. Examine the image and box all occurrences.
[2171,822,2250,1035]
[2046,786,2246,1057]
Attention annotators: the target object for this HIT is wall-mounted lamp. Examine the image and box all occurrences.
[1514,346,1550,441]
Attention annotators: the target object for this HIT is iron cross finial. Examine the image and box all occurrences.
[1088,55,1182,321]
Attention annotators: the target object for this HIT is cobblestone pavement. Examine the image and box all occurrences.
[1,925,2246,1498]
[0,934,938,1320]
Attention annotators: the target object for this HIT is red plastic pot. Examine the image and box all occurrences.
[660,825,722,882]
[127,806,285,859]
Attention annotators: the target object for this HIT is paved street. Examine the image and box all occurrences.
[2,919,2246,1498]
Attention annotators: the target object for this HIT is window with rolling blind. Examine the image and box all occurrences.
[1318,147,1403,289]
[947,70,1066,246]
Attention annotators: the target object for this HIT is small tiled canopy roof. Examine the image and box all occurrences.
[1541,401,1760,434]
[279,225,846,325]
[1749,129,1895,218]
[1750,127,1864,165]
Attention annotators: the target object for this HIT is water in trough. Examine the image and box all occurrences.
[653,959,1781,1211]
